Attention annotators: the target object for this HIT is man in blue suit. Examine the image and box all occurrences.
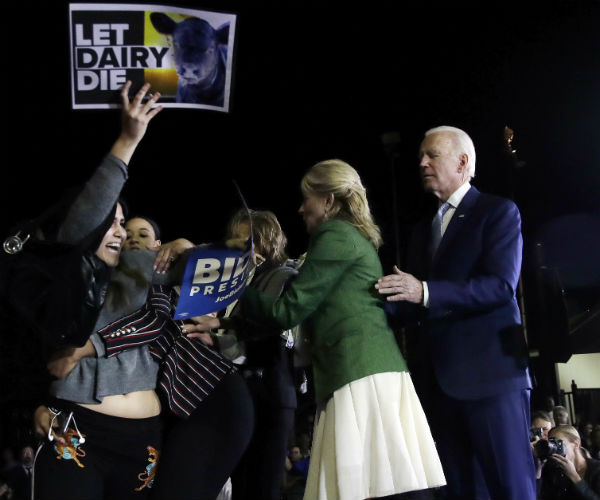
[376,126,536,500]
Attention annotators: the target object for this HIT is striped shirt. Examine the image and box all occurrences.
[97,285,234,418]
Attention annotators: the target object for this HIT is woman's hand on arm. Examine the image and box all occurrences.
[182,314,222,342]
[153,238,195,274]
[110,81,163,164]
[46,339,97,379]
[181,313,241,346]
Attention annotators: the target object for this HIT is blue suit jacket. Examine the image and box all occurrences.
[389,186,531,401]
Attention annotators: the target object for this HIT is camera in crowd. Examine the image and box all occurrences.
[533,437,566,459]
[538,438,571,500]
[530,427,543,442]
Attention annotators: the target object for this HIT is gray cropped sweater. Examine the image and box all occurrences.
[50,154,176,404]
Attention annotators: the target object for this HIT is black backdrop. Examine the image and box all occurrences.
[4,2,599,253]
[1,1,599,432]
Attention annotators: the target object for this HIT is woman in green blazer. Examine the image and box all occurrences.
[190,160,445,500]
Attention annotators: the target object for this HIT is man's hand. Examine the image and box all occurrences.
[47,339,96,378]
[375,265,424,304]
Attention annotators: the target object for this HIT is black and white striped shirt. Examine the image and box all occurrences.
[97,285,234,418]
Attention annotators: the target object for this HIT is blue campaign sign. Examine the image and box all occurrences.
[174,245,253,319]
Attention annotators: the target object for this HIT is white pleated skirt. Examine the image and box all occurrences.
[303,372,446,500]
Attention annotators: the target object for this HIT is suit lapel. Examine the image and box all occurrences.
[432,186,480,264]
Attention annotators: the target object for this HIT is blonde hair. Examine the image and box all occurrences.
[301,159,383,248]
[549,425,581,444]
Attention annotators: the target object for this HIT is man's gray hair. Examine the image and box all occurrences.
[425,125,476,178]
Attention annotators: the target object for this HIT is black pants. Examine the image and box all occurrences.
[150,370,254,500]
[232,374,296,500]
[33,402,162,500]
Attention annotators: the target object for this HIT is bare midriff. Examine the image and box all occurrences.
[78,390,161,418]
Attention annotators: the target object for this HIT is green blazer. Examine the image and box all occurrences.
[242,219,407,404]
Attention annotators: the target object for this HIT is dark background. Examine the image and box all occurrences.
[1,1,599,431]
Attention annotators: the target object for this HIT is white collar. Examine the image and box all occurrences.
[443,182,471,209]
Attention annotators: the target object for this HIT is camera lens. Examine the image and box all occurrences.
[534,437,565,459]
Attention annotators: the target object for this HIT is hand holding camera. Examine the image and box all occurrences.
[530,426,543,442]
[549,453,582,484]
[533,437,566,460]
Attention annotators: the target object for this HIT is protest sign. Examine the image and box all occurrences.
[174,245,253,320]
[69,3,236,111]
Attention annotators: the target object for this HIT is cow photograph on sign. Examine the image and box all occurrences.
[149,12,230,107]
[69,3,236,111]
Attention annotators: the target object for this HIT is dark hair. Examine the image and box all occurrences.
[118,198,129,220]
[126,214,161,240]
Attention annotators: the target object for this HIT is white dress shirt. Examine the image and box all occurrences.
[423,182,471,307]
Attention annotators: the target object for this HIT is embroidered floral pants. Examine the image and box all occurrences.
[33,401,161,500]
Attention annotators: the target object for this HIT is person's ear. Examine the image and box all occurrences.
[155,239,162,248]
[458,153,468,172]
[325,193,335,209]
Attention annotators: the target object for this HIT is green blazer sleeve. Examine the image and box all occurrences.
[242,219,407,404]
[242,219,357,329]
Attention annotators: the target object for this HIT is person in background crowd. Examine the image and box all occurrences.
[581,423,595,452]
[539,425,600,500]
[283,445,310,500]
[589,427,600,460]
[531,409,555,495]
[554,406,571,426]
[532,410,554,441]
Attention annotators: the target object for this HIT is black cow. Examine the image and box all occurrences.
[150,13,229,106]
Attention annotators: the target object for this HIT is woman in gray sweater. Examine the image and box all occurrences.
[31,82,168,500]
[33,82,253,500]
